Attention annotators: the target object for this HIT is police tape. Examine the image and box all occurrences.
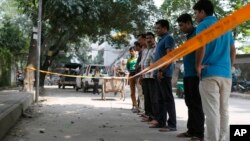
[26,67,128,79]
[130,3,250,79]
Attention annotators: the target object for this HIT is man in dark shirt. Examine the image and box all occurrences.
[177,13,204,141]
[153,19,177,132]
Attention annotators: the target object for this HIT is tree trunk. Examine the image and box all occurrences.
[23,31,37,92]
[40,56,53,87]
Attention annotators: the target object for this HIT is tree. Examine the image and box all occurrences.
[15,0,159,90]
[0,17,29,86]
[160,0,250,46]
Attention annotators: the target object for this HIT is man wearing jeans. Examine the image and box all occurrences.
[177,13,204,141]
[154,19,177,131]
[193,0,236,141]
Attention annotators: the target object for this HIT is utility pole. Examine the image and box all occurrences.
[35,0,42,102]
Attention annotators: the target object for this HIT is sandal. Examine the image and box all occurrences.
[176,132,192,138]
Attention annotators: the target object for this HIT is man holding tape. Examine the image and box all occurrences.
[193,0,236,141]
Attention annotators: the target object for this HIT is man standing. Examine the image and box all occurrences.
[193,0,236,141]
[140,32,159,124]
[154,19,177,131]
[135,35,147,114]
[177,13,204,141]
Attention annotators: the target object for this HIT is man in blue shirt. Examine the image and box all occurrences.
[193,1,236,141]
[152,19,177,131]
[176,13,204,141]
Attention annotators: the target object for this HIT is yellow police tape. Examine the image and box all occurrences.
[26,67,127,79]
[27,3,250,80]
[130,3,250,79]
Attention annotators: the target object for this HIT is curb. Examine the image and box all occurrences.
[230,92,250,99]
[0,92,34,140]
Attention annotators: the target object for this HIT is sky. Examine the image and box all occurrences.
[153,0,164,8]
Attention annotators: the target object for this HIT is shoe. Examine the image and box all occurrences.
[159,127,177,132]
[149,123,163,128]
[176,132,192,138]
[187,137,204,141]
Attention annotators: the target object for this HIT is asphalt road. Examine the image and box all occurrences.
[3,85,250,141]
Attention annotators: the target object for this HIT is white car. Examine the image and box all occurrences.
[76,64,109,92]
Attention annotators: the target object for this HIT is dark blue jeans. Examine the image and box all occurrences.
[157,77,176,128]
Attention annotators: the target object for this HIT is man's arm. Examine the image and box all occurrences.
[159,48,174,71]
[196,47,205,77]
[230,44,236,67]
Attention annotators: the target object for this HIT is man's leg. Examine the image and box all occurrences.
[129,77,137,108]
[149,78,160,122]
[183,77,194,135]
[137,78,144,112]
[142,79,152,117]
[199,77,220,141]
[163,77,176,129]
[219,78,231,141]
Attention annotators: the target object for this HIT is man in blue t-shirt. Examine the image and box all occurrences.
[193,1,236,141]
[176,13,204,141]
[152,19,177,132]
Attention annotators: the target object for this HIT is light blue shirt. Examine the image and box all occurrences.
[196,16,234,79]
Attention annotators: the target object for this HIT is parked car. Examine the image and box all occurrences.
[58,63,82,89]
[75,64,108,92]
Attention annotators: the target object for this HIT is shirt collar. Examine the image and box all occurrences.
[202,16,217,22]
[186,27,196,38]
[159,32,169,41]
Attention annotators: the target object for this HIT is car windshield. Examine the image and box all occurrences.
[89,66,107,74]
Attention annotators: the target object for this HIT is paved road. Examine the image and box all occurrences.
[3,86,250,141]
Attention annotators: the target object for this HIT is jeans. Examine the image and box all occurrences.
[157,77,176,128]
[184,76,204,138]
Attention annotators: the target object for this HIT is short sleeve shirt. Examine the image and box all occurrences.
[196,16,234,79]
[154,33,175,77]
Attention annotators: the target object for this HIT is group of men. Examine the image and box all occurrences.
[126,0,236,141]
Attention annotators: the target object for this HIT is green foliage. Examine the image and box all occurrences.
[160,0,250,46]
[0,18,28,54]
[0,48,12,86]
[14,0,158,70]
[239,46,250,53]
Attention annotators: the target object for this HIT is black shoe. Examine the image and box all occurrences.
[159,127,177,132]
